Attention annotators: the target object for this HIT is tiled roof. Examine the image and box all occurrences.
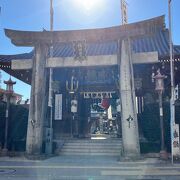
[52,41,118,58]
[1,30,180,63]
[52,30,180,58]
[0,52,33,62]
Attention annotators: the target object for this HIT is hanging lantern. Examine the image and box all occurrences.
[100,98,110,110]
[71,99,78,113]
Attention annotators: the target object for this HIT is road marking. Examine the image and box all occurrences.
[101,169,180,176]
[0,168,16,174]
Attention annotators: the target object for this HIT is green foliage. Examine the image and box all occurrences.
[0,103,6,145]
[0,103,28,150]
[141,103,160,142]
[175,105,180,124]
[140,102,171,152]
[163,103,171,152]
[140,142,160,153]
[9,105,28,141]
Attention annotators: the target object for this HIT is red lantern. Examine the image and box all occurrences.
[100,98,110,110]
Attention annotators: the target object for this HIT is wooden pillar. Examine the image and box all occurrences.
[26,44,48,155]
[119,39,140,158]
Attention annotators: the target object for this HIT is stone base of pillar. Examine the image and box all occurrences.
[25,153,53,160]
[159,150,168,160]
[119,154,142,161]
[122,154,141,161]
[1,148,8,156]
[119,148,141,161]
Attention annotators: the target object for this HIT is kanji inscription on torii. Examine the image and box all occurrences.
[73,40,87,62]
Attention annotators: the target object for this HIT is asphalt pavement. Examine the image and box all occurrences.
[0,155,179,180]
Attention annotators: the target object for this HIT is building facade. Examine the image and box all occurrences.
[0,88,22,104]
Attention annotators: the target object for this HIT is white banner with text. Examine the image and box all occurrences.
[54,94,62,120]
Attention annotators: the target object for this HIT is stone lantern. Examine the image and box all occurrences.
[2,77,16,154]
[153,69,168,159]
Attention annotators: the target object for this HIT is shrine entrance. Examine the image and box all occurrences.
[52,67,121,140]
[3,16,176,157]
[75,91,121,139]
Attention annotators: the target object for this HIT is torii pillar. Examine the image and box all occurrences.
[119,39,140,158]
[26,44,48,155]
[5,29,50,155]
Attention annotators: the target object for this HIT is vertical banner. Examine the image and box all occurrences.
[121,0,128,25]
[54,94,62,120]
[108,105,112,120]
[173,124,180,157]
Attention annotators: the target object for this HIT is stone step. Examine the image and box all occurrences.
[60,151,121,156]
[56,141,122,147]
[65,140,122,144]
[63,145,121,149]
[61,149,121,153]
[65,139,122,143]
[58,138,122,156]
[64,143,122,146]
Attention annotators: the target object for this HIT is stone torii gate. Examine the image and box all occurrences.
[5,27,158,157]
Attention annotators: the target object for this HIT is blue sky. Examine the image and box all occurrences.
[0,0,180,100]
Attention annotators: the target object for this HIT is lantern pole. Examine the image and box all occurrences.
[153,69,168,159]
[66,73,79,137]
[158,90,165,152]
[2,77,16,155]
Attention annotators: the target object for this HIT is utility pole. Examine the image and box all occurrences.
[47,0,54,154]
[50,0,54,31]
[168,0,175,164]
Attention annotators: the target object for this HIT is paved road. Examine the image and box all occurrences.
[0,155,179,180]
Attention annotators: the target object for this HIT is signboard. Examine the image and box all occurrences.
[54,94,62,120]
[173,123,180,157]
[73,40,87,62]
